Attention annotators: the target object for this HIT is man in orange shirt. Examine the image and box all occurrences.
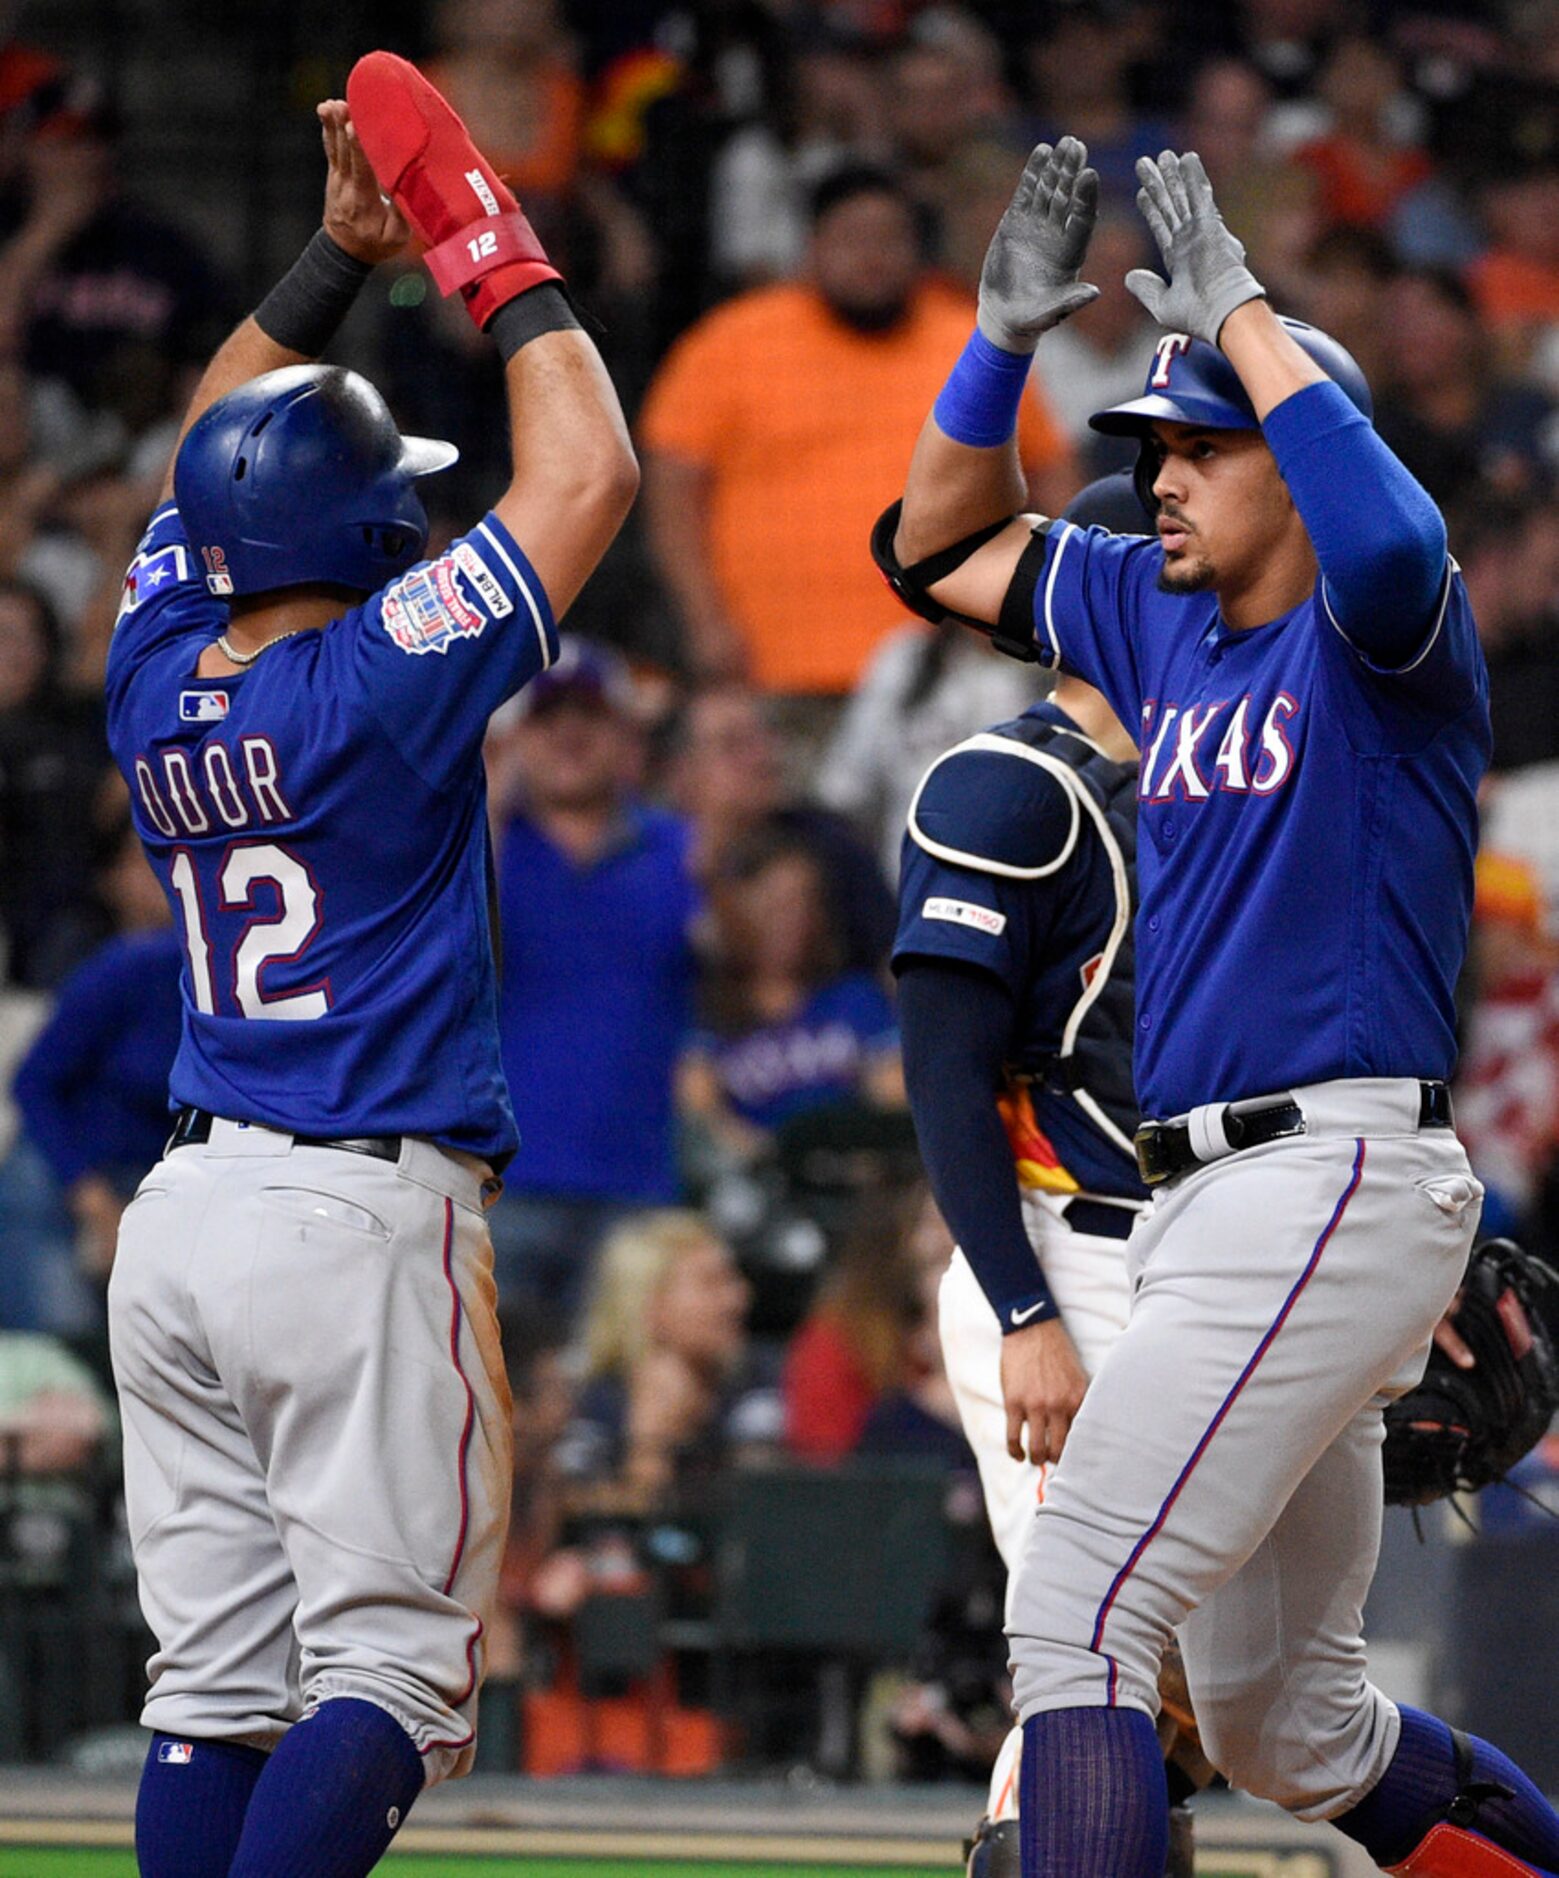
[641,165,1076,696]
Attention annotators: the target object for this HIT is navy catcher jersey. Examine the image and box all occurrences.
[105,502,558,1163]
[1019,525,1489,1120]
[893,701,1143,1201]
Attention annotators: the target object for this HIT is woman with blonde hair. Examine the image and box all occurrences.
[563,1210,772,1501]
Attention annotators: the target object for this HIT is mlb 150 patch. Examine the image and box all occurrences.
[381,545,508,656]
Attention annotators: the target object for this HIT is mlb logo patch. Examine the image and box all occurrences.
[180,690,229,723]
[156,1741,194,1764]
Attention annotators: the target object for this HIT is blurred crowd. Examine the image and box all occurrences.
[0,0,1558,1779]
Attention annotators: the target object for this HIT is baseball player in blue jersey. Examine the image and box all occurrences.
[103,58,635,1878]
[893,476,1201,1878]
[877,137,1559,1877]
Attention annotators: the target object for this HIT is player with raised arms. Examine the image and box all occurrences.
[876,136,1559,1877]
[104,55,636,1878]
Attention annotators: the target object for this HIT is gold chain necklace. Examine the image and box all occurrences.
[215,628,306,666]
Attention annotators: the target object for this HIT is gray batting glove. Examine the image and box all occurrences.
[1125,150,1265,348]
[977,137,1100,356]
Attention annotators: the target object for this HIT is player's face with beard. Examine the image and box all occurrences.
[1147,423,1296,600]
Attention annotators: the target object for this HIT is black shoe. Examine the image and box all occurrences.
[965,1817,1020,1878]
[1166,1803,1195,1877]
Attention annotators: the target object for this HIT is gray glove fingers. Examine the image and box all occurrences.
[1124,267,1167,319]
[1180,149,1218,216]
[1136,184,1174,257]
[1014,143,1054,214]
[1069,164,1100,235]
[1157,150,1192,224]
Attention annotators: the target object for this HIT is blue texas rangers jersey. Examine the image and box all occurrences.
[893,701,1144,1201]
[1018,525,1489,1121]
[104,502,558,1163]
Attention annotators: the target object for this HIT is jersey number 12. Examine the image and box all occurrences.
[168,842,329,1020]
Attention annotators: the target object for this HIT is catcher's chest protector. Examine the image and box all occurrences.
[997,712,1140,1149]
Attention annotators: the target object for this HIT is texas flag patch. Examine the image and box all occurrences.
[117,544,189,624]
[156,1740,194,1764]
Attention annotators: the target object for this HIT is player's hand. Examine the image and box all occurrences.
[1126,150,1265,348]
[317,99,410,266]
[1001,1316,1089,1466]
[976,137,1100,356]
[1433,1291,1476,1370]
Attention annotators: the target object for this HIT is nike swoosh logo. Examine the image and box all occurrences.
[1009,1301,1049,1327]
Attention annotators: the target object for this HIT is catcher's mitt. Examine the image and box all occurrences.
[1383,1238,1559,1507]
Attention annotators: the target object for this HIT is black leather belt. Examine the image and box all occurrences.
[1060,1196,1141,1240]
[1134,1080,1453,1188]
[167,1107,402,1165]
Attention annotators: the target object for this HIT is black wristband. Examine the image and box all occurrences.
[254,229,373,356]
[489,284,581,362]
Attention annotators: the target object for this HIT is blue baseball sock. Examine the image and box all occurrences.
[1333,1705,1559,1873]
[1020,1706,1169,1876]
[134,1732,267,1878]
[226,1696,425,1878]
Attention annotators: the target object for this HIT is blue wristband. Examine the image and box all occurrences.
[932,327,1034,449]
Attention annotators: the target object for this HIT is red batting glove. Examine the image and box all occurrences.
[346,50,562,330]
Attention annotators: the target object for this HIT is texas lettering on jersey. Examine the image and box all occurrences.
[1137,693,1299,802]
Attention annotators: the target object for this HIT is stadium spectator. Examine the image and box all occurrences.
[0,817,179,1334]
[1460,498,1559,773]
[666,681,897,971]
[0,100,232,445]
[1296,224,1396,397]
[782,1182,928,1461]
[815,622,1037,881]
[559,1210,775,1503]
[854,1184,967,1468]
[707,20,890,289]
[1374,267,1557,510]
[1292,36,1433,232]
[1467,164,1559,359]
[0,578,111,990]
[1176,54,1319,310]
[0,1328,114,1476]
[678,827,903,1170]
[485,640,700,1322]
[639,163,1074,696]
[1017,1,1174,205]
[882,9,1011,254]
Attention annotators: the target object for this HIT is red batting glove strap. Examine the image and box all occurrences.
[347,49,561,329]
[423,211,560,302]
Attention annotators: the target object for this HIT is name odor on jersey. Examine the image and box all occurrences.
[134,735,294,838]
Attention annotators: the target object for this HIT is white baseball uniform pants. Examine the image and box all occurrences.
[108,1119,512,1786]
[940,1186,1140,1819]
[1006,1079,1482,1821]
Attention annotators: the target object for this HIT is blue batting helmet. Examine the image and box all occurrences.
[173,365,458,599]
[1089,317,1372,438]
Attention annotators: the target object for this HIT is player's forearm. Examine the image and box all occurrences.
[491,317,638,619]
[896,406,1030,569]
[897,962,1056,1328]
